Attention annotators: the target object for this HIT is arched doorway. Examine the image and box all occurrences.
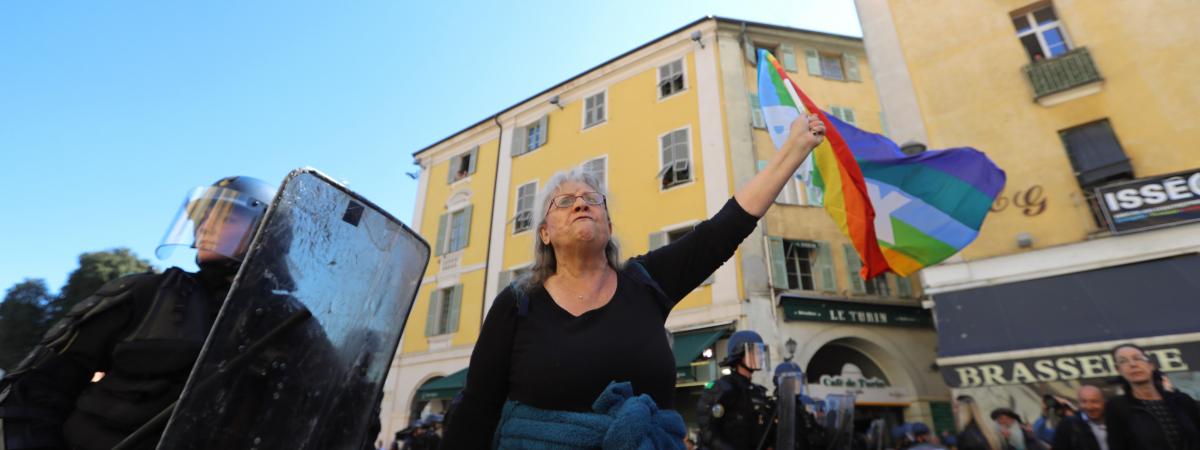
[804,341,911,447]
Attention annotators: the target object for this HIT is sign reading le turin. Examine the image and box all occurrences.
[782,295,932,328]
[941,341,1198,388]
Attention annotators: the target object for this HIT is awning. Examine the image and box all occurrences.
[415,368,468,401]
[934,253,1200,387]
[672,328,726,368]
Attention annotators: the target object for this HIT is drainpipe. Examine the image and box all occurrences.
[482,115,504,328]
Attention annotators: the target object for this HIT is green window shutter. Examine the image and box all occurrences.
[649,231,668,251]
[879,112,889,137]
[749,93,765,129]
[467,146,479,175]
[780,43,798,72]
[843,244,865,294]
[425,289,441,336]
[459,205,473,250]
[844,54,861,82]
[815,241,836,292]
[844,108,856,125]
[768,237,788,289]
[446,160,456,184]
[511,126,528,157]
[435,213,447,256]
[805,49,821,75]
[536,115,549,147]
[447,285,462,333]
[897,275,913,298]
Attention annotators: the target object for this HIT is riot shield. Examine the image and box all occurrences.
[775,372,798,450]
[823,393,856,450]
[154,169,430,450]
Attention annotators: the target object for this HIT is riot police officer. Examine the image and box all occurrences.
[697,330,774,450]
[773,361,830,450]
[0,176,275,450]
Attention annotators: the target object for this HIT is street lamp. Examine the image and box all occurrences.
[784,338,798,362]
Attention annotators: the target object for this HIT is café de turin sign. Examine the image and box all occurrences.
[1097,168,1200,234]
[807,363,913,405]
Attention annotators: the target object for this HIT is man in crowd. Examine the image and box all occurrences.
[1052,385,1107,450]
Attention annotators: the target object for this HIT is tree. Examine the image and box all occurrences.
[0,279,53,371]
[49,248,154,322]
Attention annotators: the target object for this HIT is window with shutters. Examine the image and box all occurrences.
[446,207,471,253]
[425,285,461,336]
[749,93,766,129]
[658,59,686,99]
[784,241,815,291]
[657,128,692,189]
[584,91,606,129]
[843,244,866,294]
[512,116,549,157]
[448,147,478,183]
[864,275,890,297]
[804,49,861,82]
[829,106,857,125]
[1059,119,1133,189]
[582,157,606,193]
[1011,3,1072,61]
[513,182,536,234]
[769,238,834,292]
[754,43,799,72]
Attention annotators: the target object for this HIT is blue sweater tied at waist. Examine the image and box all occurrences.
[493,381,686,450]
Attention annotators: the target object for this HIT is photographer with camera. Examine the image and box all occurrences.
[1034,394,1078,444]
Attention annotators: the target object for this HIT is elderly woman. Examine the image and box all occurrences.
[1106,343,1200,450]
[440,115,825,449]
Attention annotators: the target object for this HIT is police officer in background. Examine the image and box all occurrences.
[773,361,830,450]
[0,176,275,450]
[697,330,775,450]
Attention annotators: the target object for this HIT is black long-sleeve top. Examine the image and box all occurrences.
[442,197,759,449]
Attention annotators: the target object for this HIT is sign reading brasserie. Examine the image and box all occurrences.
[781,296,932,328]
[940,341,1198,388]
[1096,168,1200,234]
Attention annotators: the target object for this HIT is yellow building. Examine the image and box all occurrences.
[856,0,1200,422]
[381,16,950,437]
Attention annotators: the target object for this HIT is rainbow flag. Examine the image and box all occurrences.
[757,49,889,279]
[757,49,1007,277]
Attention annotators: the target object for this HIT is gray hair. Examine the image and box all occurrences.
[521,167,622,290]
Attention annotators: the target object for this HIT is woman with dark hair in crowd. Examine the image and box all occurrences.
[955,395,1002,450]
[1106,343,1200,450]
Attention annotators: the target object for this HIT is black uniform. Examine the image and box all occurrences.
[789,402,830,450]
[0,268,227,450]
[698,372,774,450]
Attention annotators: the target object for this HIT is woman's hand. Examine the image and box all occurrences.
[783,113,826,160]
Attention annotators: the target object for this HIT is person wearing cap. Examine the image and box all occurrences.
[1052,385,1107,450]
[696,330,775,449]
[991,408,1048,450]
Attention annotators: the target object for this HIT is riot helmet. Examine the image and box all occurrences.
[158,176,276,265]
[721,330,769,371]
[773,360,804,394]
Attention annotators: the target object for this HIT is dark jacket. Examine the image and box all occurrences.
[1106,390,1200,450]
[697,372,774,450]
[956,422,992,450]
[1052,415,1102,450]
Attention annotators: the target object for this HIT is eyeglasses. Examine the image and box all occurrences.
[1116,355,1151,367]
[548,192,606,209]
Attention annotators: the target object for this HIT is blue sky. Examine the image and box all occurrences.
[0,0,861,294]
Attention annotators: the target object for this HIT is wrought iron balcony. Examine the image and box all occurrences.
[1023,47,1103,100]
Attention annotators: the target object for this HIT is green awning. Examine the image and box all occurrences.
[415,367,468,401]
[672,328,726,368]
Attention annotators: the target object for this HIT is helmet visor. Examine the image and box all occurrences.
[157,186,271,261]
[740,342,770,370]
